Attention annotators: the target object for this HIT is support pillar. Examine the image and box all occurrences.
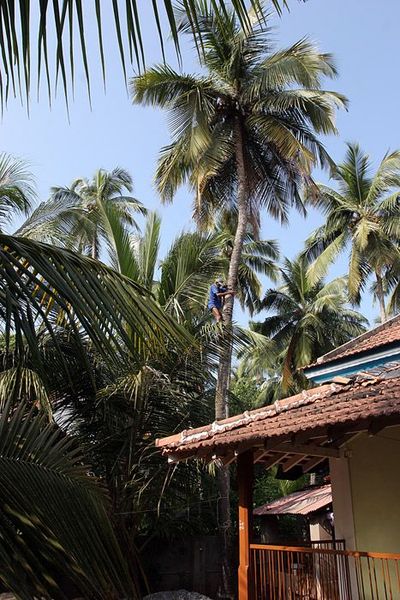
[237,450,254,600]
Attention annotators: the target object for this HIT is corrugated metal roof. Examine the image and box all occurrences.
[254,484,332,516]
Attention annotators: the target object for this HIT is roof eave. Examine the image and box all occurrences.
[304,345,400,384]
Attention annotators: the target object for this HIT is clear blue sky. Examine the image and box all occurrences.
[3,0,400,325]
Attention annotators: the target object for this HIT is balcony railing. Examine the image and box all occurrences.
[250,543,400,599]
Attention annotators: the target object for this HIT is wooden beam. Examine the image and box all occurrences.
[254,448,271,463]
[237,450,253,600]
[221,452,237,466]
[272,442,341,459]
[262,452,289,469]
[301,456,326,473]
[330,431,363,448]
[281,453,306,473]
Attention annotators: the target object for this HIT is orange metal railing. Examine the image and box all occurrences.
[250,543,400,600]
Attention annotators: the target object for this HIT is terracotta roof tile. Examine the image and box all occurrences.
[156,364,400,460]
[307,314,400,368]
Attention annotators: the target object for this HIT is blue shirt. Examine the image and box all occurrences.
[208,284,226,309]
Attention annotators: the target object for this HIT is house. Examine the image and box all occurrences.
[156,315,400,599]
[254,483,334,546]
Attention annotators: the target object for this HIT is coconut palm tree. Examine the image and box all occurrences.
[132,0,346,421]
[0,1,289,109]
[17,167,146,262]
[0,152,35,231]
[304,143,400,322]
[0,224,194,599]
[246,255,367,398]
[132,4,345,593]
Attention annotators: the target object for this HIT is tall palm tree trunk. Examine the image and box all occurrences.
[92,226,99,260]
[375,269,387,323]
[215,118,248,416]
[215,117,248,599]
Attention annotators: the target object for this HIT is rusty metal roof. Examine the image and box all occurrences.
[254,485,332,517]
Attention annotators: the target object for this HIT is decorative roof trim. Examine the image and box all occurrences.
[156,384,338,449]
[304,347,400,383]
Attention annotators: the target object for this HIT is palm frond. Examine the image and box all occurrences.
[305,231,347,286]
[0,400,136,598]
[159,231,223,321]
[0,233,188,376]
[139,211,162,289]
[251,37,339,92]
[336,142,372,201]
[0,0,291,108]
[0,153,36,232]
[98,196,140,279]
[366,150,400,205]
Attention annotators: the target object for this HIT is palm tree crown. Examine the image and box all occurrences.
[132,5,346,228]
[305,142,400,321]
[17,167,146,262]
[0,153,35,232]
[249,255,367,397]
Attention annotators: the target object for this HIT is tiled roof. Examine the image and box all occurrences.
[306,314,400,368]
[254,484,332,516]
[156,363,400,461]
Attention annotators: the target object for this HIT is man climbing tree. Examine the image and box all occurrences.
[209,278,234,322]
[132,3,346,596]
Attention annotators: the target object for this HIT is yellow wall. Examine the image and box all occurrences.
[348,427,400,553]
[330,457,356,549]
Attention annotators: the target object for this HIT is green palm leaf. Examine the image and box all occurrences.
[138,211,162,289]
[0,400,136,598]
[0,153,36,232]
[0,0,292,108]
[0,233,188,377]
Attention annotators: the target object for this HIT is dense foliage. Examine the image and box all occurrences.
[0,1,399,598]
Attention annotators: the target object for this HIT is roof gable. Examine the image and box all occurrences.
[304,314,400,383]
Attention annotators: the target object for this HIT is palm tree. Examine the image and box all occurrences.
[132,1,346,420]
[17,167,146,261]
[132,4,345,593]
[0,152,35,231]
[247,255,367,398]
[0,1,289,109]
[0,228,198,597]
[304,143,400,322]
